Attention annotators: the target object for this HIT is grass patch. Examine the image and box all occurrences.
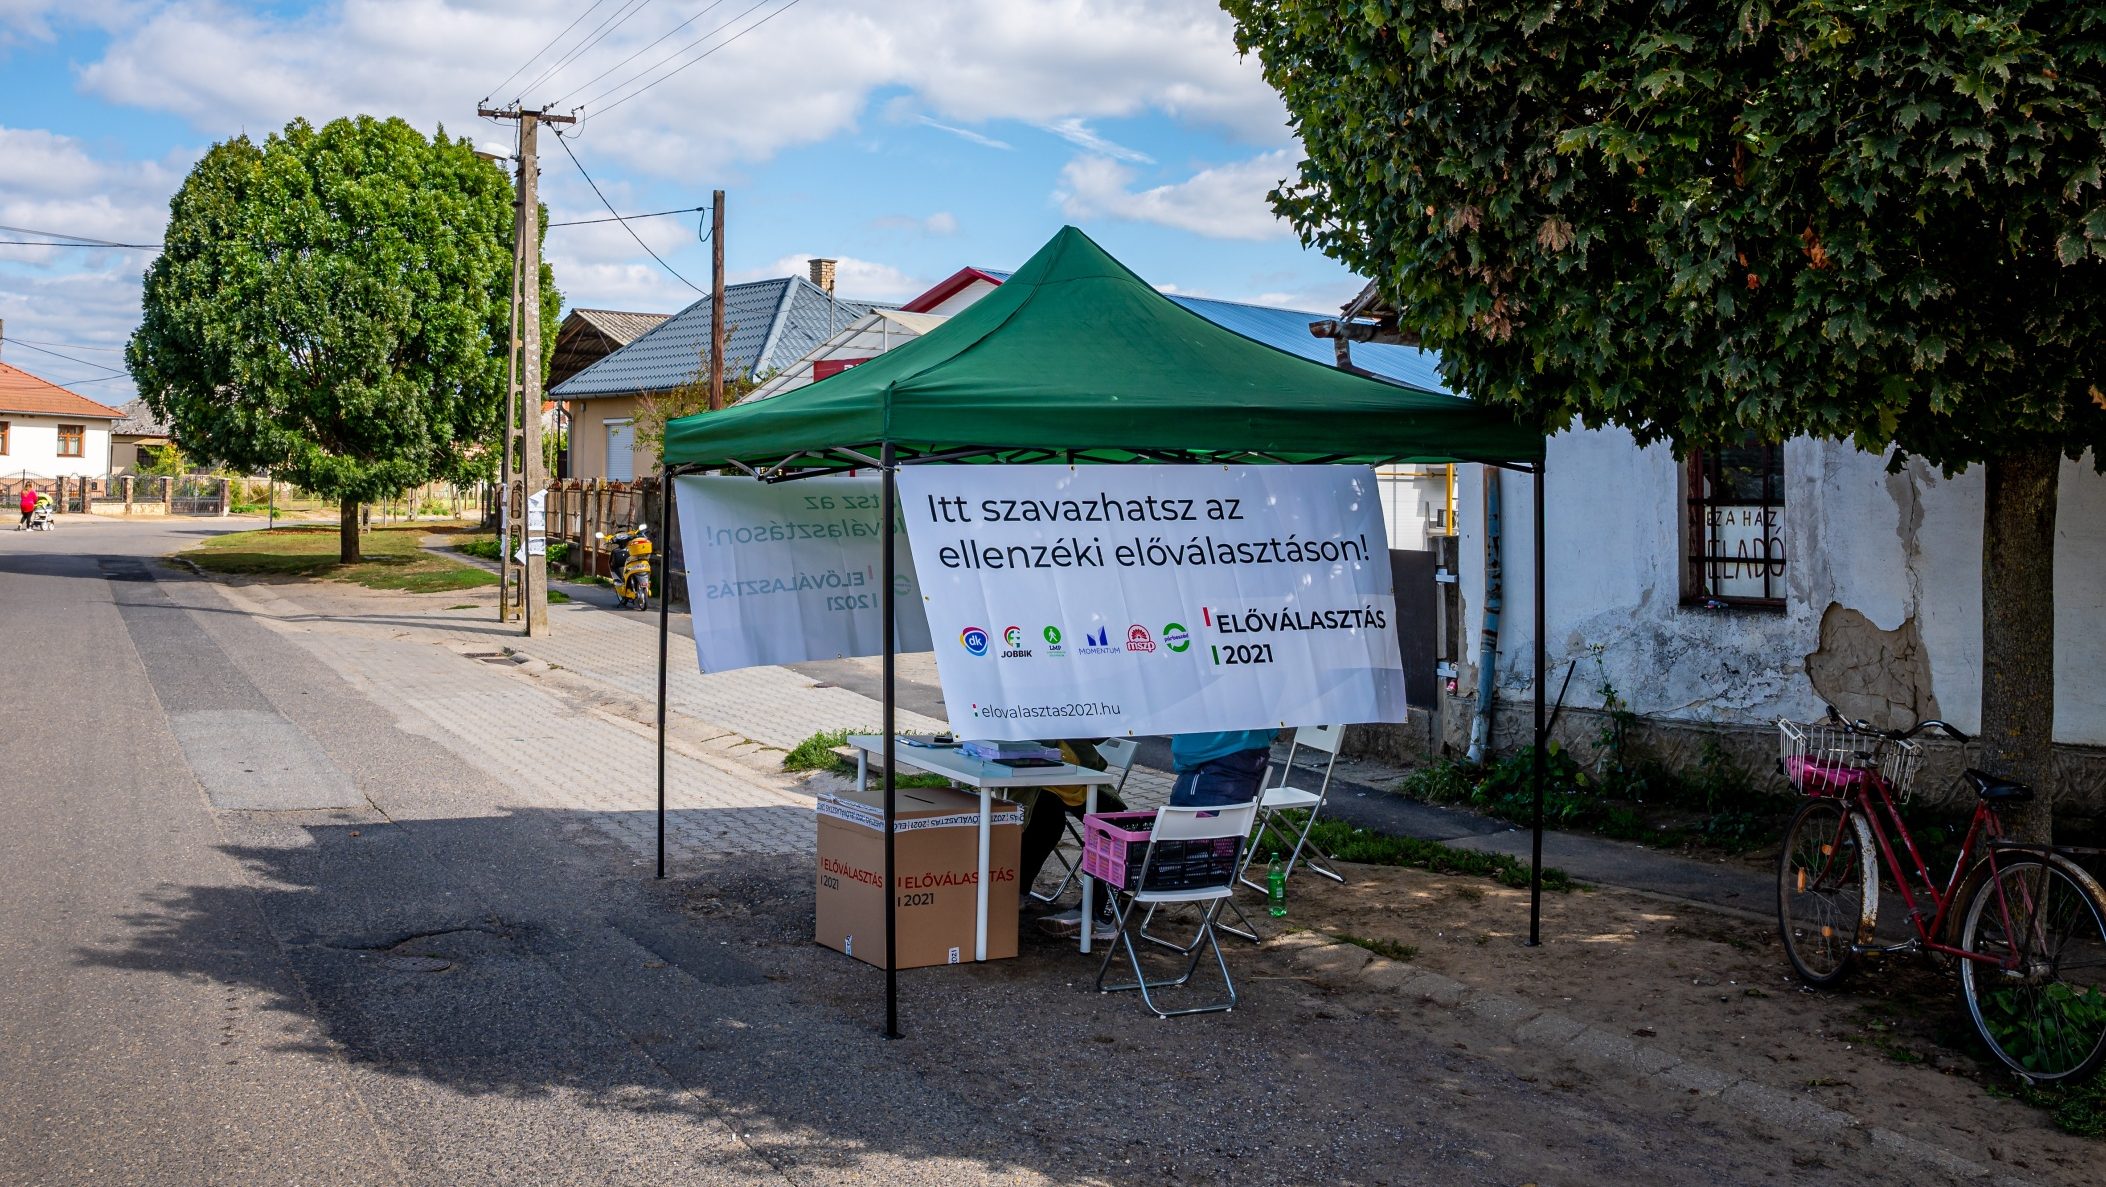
[189,524,496,593]
[446,603,478,610]
[1335,932,1419,962]
[783,729,953,788]
[2017,1078,2106,1140]
[1265,813,1576,892]
[450,532,572,567]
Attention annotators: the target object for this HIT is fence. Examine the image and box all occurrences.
[2,473,236,517]
[516,477,686,604]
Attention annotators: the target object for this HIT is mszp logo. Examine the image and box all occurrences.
[960,626,989,656]
[1125,625,1156,653]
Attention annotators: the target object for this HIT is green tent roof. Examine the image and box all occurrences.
[661,226,1541,471]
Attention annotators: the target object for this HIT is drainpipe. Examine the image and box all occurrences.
[1466,466,1503,763]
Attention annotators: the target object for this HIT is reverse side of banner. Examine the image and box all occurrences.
[673,475,930,672]
[898,465,1403,739]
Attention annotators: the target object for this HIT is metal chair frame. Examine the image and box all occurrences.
[1096,801,1258,1017]
[1238,724,1347,893]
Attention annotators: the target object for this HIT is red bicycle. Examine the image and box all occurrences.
[1777,712,2106,1083]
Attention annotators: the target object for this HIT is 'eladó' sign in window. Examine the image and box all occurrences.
[1686,442,1785,607]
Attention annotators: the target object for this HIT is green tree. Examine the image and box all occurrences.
[1226,0,2106,838]
[128,114,559,562]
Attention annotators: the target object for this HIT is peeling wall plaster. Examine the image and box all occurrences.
[1452,430,2106,745]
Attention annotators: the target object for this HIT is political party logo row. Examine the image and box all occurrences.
[958,621,1190,659]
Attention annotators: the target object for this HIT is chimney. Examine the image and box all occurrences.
[808,258,837,295]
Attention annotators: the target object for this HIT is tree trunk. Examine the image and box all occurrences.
[1977,443,2060,844]
[339,497,361,564]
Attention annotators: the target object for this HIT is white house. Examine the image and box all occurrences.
[0,362,122,479]
[1446,430,2106,807]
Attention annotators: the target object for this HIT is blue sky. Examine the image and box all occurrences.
[0,0,1368,400]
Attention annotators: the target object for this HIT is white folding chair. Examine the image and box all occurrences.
[1027,738,1138,904]
[1238,724,1347,892]
[1096,800,1259,1017]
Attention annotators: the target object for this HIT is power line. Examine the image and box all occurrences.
[10,338,127,352]
[486,0,616,102]
[549,0,730,107]
[515,0,656,102]
[0,224,159,249]
[580,0,809,123]
[552,130,704,293]
[7,339,131,376]
[548,205,707,227]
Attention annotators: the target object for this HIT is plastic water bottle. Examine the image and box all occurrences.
[1266,853,1287,918]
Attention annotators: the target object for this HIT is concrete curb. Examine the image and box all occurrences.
[1282,936,2042,1187]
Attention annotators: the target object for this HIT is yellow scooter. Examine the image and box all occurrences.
[597,524,653,610]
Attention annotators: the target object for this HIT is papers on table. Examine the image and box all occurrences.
[959,739,1061,763]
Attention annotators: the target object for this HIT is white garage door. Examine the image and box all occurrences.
[606,419,634,482]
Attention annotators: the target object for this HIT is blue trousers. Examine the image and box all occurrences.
[1169,747,1270,807]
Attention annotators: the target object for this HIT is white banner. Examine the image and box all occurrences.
[898,465,1403,740]
[674,475,930,672]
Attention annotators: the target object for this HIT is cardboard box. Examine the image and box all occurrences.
[815,784,1023,969]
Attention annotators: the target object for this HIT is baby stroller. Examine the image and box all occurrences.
[27,494,55,531]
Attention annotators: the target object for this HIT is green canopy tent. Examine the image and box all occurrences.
[654,226,1548,1035]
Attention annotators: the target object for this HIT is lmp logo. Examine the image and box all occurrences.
[1042,625,1066,657]
[1125,625,1156,653]
[960,626,989,656]
[1163,622,1191,653]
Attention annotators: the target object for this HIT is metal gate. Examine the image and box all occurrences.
[169,476,224,515]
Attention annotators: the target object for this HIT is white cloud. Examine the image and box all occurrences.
[1036,117,1152,164]
[1055,148,1297,241]
[64,0,1287,179]
[916,117,1012,151]
[869,210,958,236]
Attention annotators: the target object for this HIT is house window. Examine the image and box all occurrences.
[0,421,9,455]
[57,424,85,458]
[1686,441,1785,606]
[605,419,634,482]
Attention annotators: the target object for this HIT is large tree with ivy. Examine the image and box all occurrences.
[1226,0,2106,836]
[129,114,558,562]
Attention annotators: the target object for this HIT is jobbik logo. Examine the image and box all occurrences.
[960,626,989,656]
[999,624,1033,659]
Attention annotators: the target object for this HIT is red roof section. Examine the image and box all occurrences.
[0,362,125,419]
[900,266,1007,313]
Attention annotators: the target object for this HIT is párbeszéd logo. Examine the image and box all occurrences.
[960,626,989,656]
[1163,622,1191,653]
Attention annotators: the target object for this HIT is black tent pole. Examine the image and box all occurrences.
[1528,460,1546,945]
[657,467,673,880]
[881,442,900,1039]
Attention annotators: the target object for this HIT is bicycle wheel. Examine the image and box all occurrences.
[1957,854,2106,1084]
[1777,798,1877,987]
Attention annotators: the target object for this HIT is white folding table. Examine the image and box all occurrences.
[847,735,1120,958]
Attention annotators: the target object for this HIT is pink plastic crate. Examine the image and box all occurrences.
[1081,810,1242,893]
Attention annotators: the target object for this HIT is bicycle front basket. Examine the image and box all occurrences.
[1778,718,1878,796]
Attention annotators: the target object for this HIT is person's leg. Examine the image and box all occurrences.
[1169,748,1270,807]
[1016,789,1066,892]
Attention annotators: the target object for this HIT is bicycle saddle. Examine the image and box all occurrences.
[1963,768,2033,802]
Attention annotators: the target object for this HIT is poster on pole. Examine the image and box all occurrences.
[898,465,1403,740]
[673,475,930,672]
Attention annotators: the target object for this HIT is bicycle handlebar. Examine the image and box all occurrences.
[1822,705,1971,743]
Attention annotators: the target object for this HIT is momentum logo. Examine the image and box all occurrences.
[960,626,989,656]
[1077,625,1119,656]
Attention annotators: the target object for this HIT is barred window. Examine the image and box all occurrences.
[1686,441,1785,606]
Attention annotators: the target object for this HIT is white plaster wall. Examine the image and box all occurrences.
[1457,429,2106,744]
[0,417,112,479]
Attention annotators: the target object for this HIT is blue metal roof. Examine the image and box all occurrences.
[552,277,890,398]
[1168,294,1454,395]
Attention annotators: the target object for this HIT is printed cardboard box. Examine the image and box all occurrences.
[815,784,1023,969]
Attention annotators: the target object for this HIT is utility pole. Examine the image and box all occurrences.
[708,189,726,410]
[480,104,574,636]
